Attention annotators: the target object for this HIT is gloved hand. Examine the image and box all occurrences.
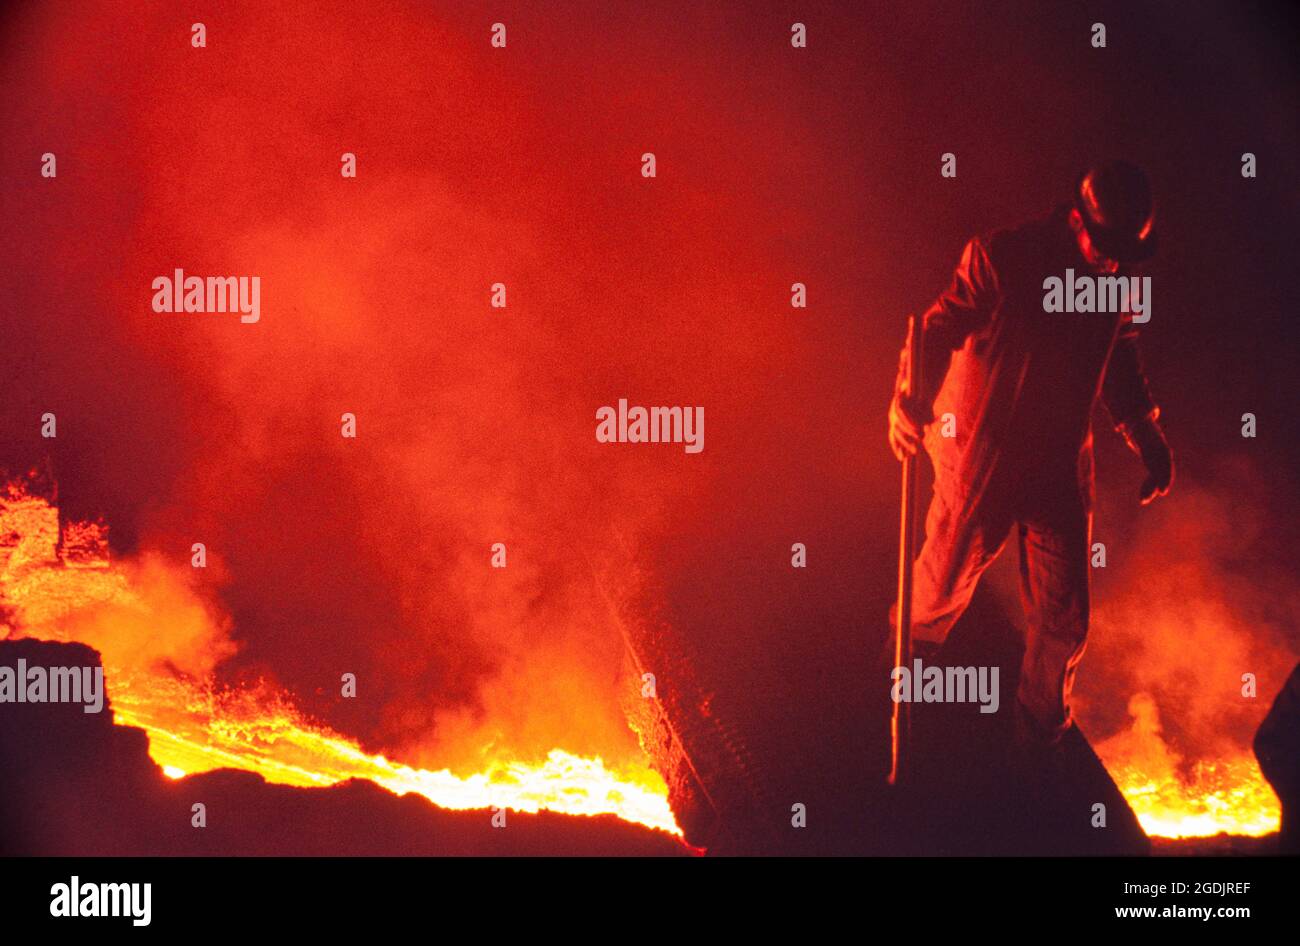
[888,393,932,461]
[1120,413,1174,505]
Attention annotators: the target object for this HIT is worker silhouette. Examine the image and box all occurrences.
[888,161,1174,753]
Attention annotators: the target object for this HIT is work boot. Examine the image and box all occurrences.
[1009,700,1070,790]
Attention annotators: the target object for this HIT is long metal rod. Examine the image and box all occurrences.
[888,314,922,786]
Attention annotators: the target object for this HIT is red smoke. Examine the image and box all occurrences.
[2,1,1296,807]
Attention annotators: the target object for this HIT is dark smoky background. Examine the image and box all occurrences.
[1,0,1296,793]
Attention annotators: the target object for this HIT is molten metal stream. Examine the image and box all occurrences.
[108,670,682,835]
[0,481,1280,841]
[1,481,681,837]
[1110,757,1279,839]
[76,631,1290,841]
[1092,692,1279,839]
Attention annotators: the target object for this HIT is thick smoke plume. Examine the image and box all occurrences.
[1077,457,1299,761]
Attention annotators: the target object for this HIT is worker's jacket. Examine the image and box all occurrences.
[898,205,1158,514]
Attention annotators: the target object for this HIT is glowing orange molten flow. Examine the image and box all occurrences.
[111,672,681,835]
[1093,692,1279,839]
[0,481,1281,841]
[0,481,680,838]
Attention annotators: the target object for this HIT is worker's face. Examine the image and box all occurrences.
[1069,208,1120,274]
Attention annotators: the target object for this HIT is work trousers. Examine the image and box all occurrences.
[909,478,1092,741]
